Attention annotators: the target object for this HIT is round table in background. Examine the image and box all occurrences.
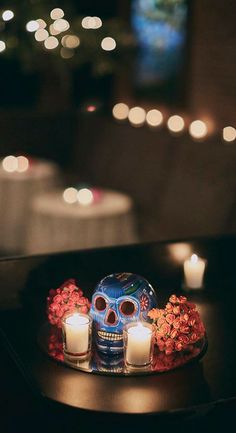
[26,189,137,254]
[0,158,59,254]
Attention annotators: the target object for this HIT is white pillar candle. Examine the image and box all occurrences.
[126,323,152,366]
[184,254,206,289]
[63,313,90,355]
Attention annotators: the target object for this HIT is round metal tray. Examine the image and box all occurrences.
[38,323,207,376]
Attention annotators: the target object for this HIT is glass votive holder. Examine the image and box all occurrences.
[61,312,92,360]
[123,322,155,368]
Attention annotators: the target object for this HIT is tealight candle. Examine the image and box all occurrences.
[2,155,18,172]
[123,322,154,367]
[62,313,92,358]
[63,187,78,204]
[16,156,29,173]
[2,155,29,173]
[77,188,94,206]
[184,254,206,289]
[63,186,100,206]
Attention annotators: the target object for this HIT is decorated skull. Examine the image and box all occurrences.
[94,351,124,374]
[90,272,158,355]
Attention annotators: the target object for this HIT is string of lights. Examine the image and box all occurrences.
[112,103,236,143]
[0,6,234,143]
[0,7,120,58]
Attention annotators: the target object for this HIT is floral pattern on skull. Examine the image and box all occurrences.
[90,273,158,355]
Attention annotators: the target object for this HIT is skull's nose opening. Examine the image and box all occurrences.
[105,309,118,325]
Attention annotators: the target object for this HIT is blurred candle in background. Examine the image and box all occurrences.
[16,156,29,172]
[2,155,29,173]
[184,254,206,289]
[63,186,103,206]
[77,188,94,206]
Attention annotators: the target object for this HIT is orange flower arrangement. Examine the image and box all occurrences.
[148,294,205,355]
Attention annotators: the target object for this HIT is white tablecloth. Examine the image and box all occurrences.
[25,189,137,254]
[0,159,59,253]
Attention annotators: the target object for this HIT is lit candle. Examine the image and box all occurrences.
[125,323,153,367]
[62,186,96,206]
[167,115,185,135]
[2,155,29,173]
[62,313,91,357]
[16,156,29,173]
[77,188,94,206]
[2,155,18,173]
[184,254,206,289]
[63,187,78,204]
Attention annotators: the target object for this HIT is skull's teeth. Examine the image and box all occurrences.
[98,331,123,341]
[99,367,123,373]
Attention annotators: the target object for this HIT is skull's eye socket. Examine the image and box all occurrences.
[119,300,136,316]
[95,296,106,312]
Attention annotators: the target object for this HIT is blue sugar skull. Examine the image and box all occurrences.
[93,351,124,374]
[90,272,158,355]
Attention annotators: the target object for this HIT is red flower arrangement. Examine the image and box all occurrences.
[48,328,64,362]
[148,294,205,355]
[47,279,91,328]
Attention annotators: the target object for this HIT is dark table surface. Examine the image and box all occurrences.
[0,235,236,432]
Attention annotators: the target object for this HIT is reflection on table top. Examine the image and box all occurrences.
[0,234,236,416]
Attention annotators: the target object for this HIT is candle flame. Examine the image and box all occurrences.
[190,254,198,264]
